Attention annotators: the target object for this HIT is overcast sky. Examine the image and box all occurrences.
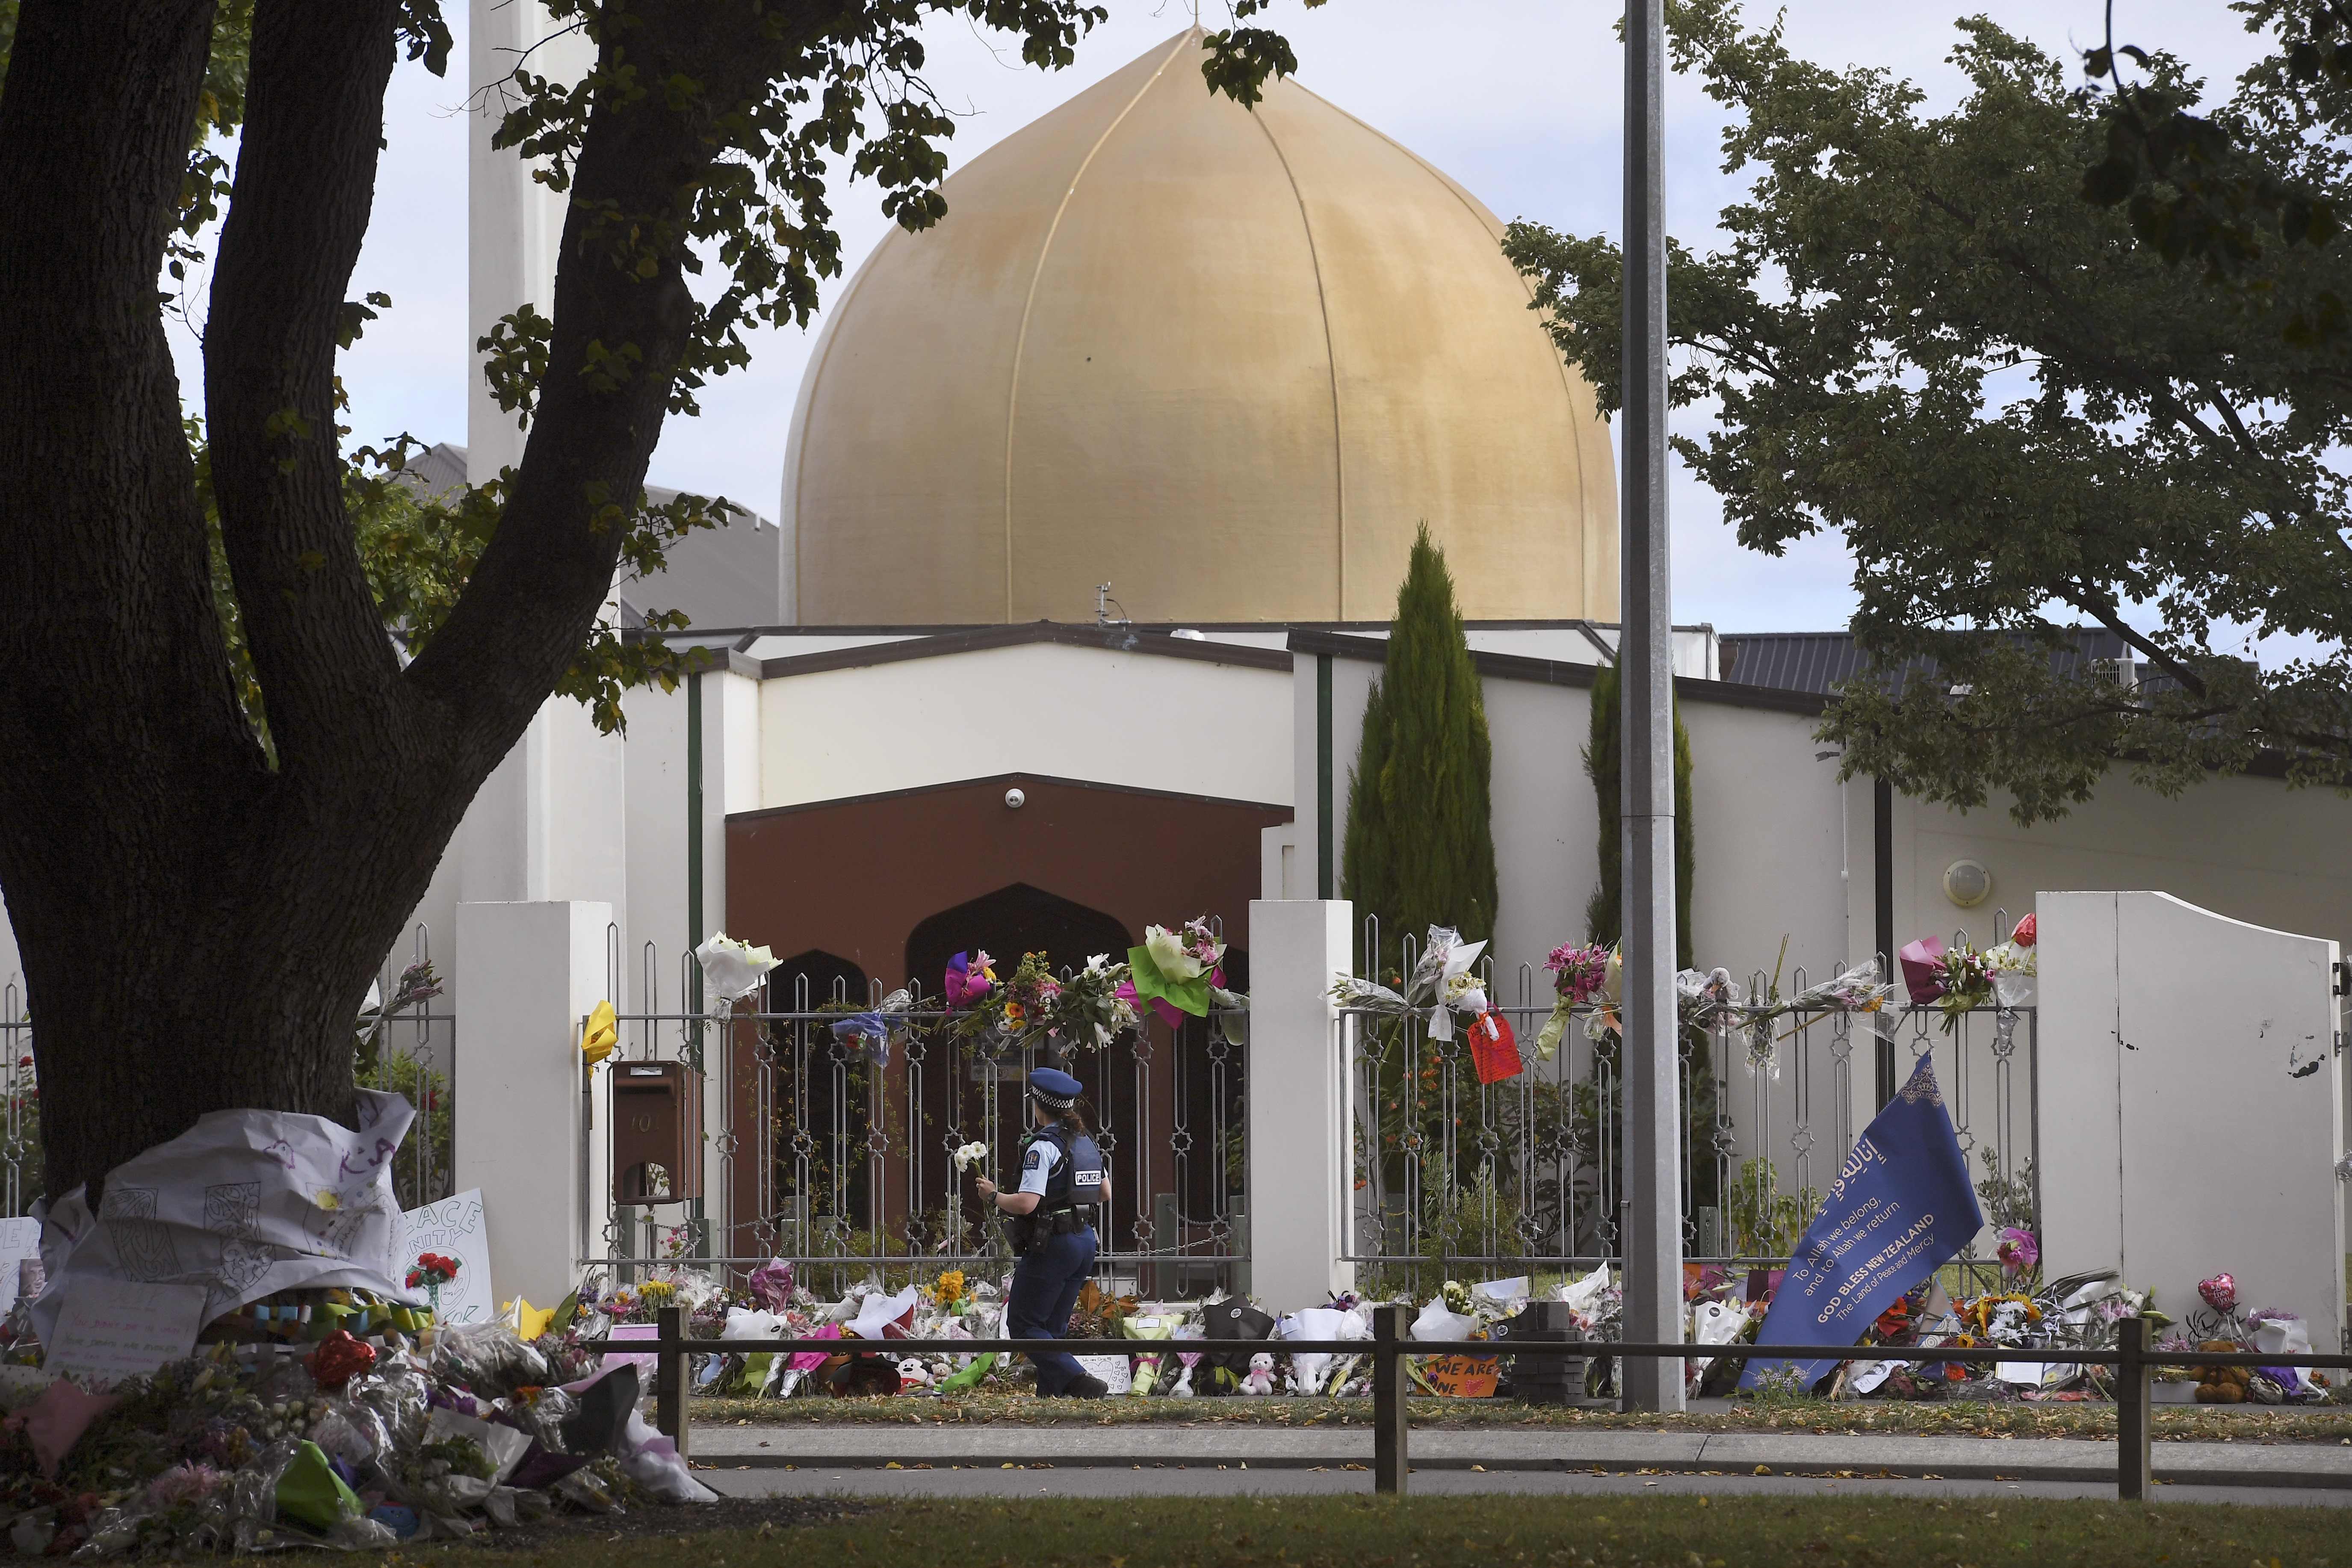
[292,0,2269,634]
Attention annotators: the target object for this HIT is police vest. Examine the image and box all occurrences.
[1024,1124,1105,1211]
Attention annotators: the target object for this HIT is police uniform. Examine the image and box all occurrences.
[1004,1067,1107,1397]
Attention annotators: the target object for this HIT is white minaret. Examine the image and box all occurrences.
[467,2,594,486]
[453,2,626,927]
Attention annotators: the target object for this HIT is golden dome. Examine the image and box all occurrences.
[781,30,1619,624]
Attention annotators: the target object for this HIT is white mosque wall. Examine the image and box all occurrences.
[754,641,1294,811]
[1675,701,1852,980]
[1861,767,2352,964]
[1295,649,1851,986]
[1477,675,1603,1003]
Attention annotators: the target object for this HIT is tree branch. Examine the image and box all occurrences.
[2057,585,2210,698]
[407,1,821,765]
[204,0,408,775]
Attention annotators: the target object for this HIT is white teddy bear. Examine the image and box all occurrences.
[1239,1351,1277,1396]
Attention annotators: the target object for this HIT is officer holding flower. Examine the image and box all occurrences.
[974,1067,1110,1398]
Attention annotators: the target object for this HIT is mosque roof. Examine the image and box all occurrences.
[782,30,1618,626]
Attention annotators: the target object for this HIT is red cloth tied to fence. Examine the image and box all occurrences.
[1466,1009,1522,1085]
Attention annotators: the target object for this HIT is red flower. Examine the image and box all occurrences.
[2011,913,2036,948]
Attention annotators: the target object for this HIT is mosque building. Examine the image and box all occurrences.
[346,29,2352,1038]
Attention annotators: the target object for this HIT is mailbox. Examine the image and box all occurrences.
[612,1061,703,1206]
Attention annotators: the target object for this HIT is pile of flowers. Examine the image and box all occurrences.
[0,1279,709,1559]
[930,916,1244,1055]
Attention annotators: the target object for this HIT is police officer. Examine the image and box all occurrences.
[973,1067,1110,1398]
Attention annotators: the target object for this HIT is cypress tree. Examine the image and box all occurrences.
[1584,661,1696,969]
[1341,527,1500,960]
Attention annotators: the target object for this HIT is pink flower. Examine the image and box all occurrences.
[2199,1273,2237,1315]
[944,951,995,1008]
[1996,1227,2038,1277]
[2011,913,2036,948]
[1545,942,1611,1005]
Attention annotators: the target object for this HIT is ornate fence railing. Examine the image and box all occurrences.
[358,925,456,1214]
[1342,920,2037,1298]
[583,936,1249,1299]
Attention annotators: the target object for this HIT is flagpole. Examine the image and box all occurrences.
[1618,0,1684,1412]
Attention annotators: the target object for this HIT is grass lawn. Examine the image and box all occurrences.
[695,1391,2352,1444]
[362,1494,2349,1566]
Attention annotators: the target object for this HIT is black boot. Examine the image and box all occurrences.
[1063,1373,1110,1399]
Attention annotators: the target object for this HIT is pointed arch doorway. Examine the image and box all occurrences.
[904,883,1132,1001]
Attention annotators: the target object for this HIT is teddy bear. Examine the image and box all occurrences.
[2192,1341,2252,1403]
[1239,1351,1277,1397]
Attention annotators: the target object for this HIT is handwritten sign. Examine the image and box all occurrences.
[395,1190,494,1324]
[1420,1352,1499,1398]
[44,1280,205,1384]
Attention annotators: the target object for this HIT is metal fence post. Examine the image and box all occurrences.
[1372,1302,1408,1495]
[2116,1317,2149,1501]
[656,1305,690,1461]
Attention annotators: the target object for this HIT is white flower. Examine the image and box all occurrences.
[696,933,780,1006]
[952,1142,991,1173]
[1145,924,1207,982]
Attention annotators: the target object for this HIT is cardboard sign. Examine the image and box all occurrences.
[44,1280,206,1384]
[395,1190,494,1324]
[1075,1352,1133,1394]
[1420,1352,1499,1398]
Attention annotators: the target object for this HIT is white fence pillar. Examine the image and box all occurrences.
[2040,891,2344,1346]
[456,900,611,1311]
[1246,899,1354,1311]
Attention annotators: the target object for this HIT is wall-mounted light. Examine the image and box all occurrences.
[1004,787,1026,810]
[1942,858,1992,908]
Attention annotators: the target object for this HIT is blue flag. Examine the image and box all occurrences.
[1738,1053,1983,1389]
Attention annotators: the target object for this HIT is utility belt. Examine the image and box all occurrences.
[1009,1204,1096,1254]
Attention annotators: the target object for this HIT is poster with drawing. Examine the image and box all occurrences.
[395,1189,495,1325]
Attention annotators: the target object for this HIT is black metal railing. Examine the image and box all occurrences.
[602,1308,2350,1503]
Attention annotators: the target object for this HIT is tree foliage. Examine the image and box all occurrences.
[1342,527,1500,956]
[2081,0,2352,345]
[1583,661,1693,969]
[1504,0,2352,824]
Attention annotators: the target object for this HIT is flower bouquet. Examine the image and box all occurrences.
[827,987,915,1068]
[1040,954,1141,1050]
[1127,918,1225,1028]
[1533,942,1610,1062]
[695,933,780,1011]
[406,1251,460,1315]
[1332,924,1490,1042]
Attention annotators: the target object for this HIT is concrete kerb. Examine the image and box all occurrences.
[685,1425,2352,1491]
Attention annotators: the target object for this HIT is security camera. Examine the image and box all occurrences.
[1004,787,1026,809]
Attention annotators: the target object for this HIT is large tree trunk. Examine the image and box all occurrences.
[0,0,794,1201]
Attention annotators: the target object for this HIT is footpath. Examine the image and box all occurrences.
[688,1422,2352,1491]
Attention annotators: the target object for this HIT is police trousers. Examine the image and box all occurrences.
[1006,1225,1097,1394]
